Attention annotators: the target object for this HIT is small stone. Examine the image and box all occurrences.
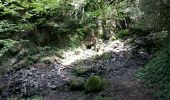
[49,85,57,90]
[85,75,108,93]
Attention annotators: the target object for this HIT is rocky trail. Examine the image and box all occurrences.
[0,40,154,100]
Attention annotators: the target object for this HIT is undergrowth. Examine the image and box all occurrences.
[137,49,170,100]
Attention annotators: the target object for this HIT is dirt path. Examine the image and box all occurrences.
[0,40,154,100]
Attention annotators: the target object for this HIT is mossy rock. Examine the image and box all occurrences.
[85,76,108,93]
[69,77,85,90]
[93,96,117,100]
[92,52,112,60]
[72,66,91,76]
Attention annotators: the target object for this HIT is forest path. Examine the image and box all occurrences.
[0,39,154,100]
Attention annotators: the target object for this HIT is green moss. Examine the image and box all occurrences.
[137,50,170,99]
[85,76,108,93]
[69,77,85,90]
[72,66,91,76]
[116,29,130,38]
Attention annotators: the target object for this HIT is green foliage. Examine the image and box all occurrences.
[0,40,38,75]
[0,0,136,46]
[0,0,59,20]
[137,50,170,99]
[0,0,61,40]
[85,75,107,93]
[137,1,170,99]
[72,66,91,76]
[0,39,16,57]
[0,20,25,38]
[116,29,130,38]
[139,0,170,31]
[115,0,131,20]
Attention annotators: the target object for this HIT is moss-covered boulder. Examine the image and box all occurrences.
[85,76,108,93]
[69,77,85,90]
[72,66,91,76]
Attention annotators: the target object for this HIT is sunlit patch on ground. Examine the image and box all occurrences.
[60,40,132,66]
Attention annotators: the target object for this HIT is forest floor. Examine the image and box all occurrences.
[0,39,154,100]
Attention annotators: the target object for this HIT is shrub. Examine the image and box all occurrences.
[0,39,16,57]
[116,29,130,38]
[137,49,170,99]
[85,75,107,93]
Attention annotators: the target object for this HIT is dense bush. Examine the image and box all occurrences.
[137,50,170,99]
[0,0,137,47]
[85,75,107,93]
[136,0,170,99]
[0,39,16,57]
